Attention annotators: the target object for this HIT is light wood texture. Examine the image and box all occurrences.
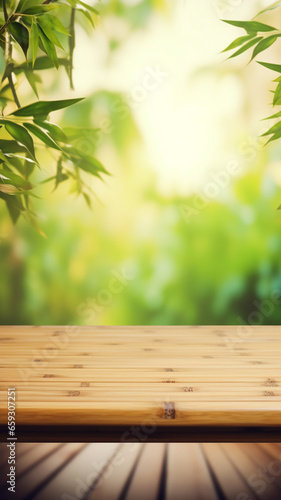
[1,442,281,500]
[166,443,218,500]
[0,326,281,428]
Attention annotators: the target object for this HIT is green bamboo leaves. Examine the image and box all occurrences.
[9,12,69,69]
[0,0,107,228]
[222,19,279,62]
[226,37,263,59]
[223,14,281,147]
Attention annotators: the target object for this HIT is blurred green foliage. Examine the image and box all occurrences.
[0,0,281,326]
[1,160,281,326]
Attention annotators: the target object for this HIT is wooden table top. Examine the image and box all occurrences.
[0,326,280,439]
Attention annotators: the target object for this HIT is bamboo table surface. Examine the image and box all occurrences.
[0,326,280,441]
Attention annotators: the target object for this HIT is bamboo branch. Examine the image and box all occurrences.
[2,0,20,108]
[69,8,76,89]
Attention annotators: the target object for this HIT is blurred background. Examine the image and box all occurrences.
[1,0,281,325]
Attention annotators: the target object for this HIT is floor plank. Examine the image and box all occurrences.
[1,443,281,499]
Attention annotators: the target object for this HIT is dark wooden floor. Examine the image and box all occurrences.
[1,442,281,499]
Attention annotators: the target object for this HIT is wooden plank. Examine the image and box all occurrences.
[13,444,85,500]
[32,443,119,500]
[221,443,281,499]
[124,443,165,500]
[239,442,281,493]
[166,443,218,500]
[88,443,143,500]
[259,442,281,461]
[0,443,62,490]
[201,443,259,500]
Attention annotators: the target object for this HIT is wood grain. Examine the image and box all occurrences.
[1,442,281,500]
[0,326,280,431]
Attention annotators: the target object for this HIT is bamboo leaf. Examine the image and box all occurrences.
[221,35,254,53]
[222,20,277,33]
[66,0,99,15]
[0,120,36,158]
[34,119,68,142]
[228,37,263,59]
[23,122,61,150]
[83,191,91,207]
[9,97,84,118]
[263,110,281,120]
[261,120,281,136]
[29,22,39,67]
[37,17,64,49]
[256,1,281,16]
[9,21,29,57]
[250,35,278,61]
[0,192,24,222]
[273,81,281,105]
[258,61,281,72]
[0,139,29,154]
[0,168,32,189]
[55,156,68,188]
[77,8,95,28]
[63,146,109,176]
[38,27,59,68]
[23,4,58,14]
[42,15,70,35]
[16,0,45,14]
[4,153,37,164]
[14,56,69,74]
[265,129,281,144]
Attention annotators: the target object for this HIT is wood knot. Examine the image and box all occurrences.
[265,378,278,387]
[164,402,175,420]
